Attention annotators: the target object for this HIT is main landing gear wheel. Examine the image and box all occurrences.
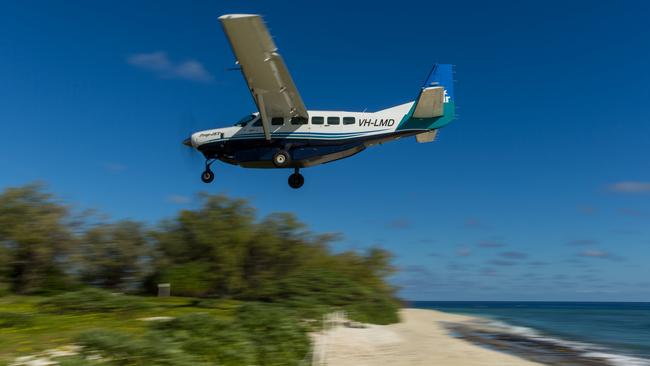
[273,150,292,168]
[288,169,304,189]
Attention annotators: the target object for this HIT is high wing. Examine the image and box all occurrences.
[219,14,308,140]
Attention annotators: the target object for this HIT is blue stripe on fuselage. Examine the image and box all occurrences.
[201,129,391,144]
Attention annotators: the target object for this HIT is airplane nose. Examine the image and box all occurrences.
[182,137,192,147]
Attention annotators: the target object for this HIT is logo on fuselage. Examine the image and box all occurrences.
[358,118,395,127]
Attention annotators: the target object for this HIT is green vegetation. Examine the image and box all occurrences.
[0,184,400,364]
[0,311,34,328]
[71,305,308,366]
[0,294,236,361]
[39,288,151,314]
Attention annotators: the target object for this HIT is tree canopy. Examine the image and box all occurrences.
[0,184,399,323]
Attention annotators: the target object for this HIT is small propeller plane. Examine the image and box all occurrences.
[183,14,456,189]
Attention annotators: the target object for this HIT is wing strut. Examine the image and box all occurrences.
[256,93,271,140]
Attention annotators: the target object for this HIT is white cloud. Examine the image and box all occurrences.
[478,240,504,248]
[385,218,411,229]
[103,162,127,173]
[567,239,599,246]
[166,194,191,204]
[578,250,624,261]
[173,60,213,82]
[456,248,472,257]
[126,51,171,71]
[608,181,650,193]
[500,251,528,259]
[126,51,213,83]
[579,250,610,258]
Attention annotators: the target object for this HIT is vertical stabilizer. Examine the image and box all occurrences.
[396,64,456,131]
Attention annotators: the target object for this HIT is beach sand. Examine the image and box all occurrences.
[314,308,543,366]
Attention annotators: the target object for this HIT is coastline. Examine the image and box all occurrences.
[312,308,543,366]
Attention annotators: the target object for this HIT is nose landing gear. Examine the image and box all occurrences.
[201,159,216,184]
[201,169,214,183]
[288,168,304,189]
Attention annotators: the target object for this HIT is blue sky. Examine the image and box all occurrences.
[1,0,649,301]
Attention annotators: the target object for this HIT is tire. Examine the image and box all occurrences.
[288,173,304,189]
[273,150,291,168]
[201,170,215,183]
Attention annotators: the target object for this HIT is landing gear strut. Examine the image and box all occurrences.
[288,168,304,189]
[201,159,216,183]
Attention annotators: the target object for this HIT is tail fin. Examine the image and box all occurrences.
[396,64,456,131]
[423,64,454,102]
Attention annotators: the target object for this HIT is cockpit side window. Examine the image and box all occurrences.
[234,114,256,127]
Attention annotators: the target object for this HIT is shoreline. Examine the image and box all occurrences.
[312,308,543,366]
[314,308,650,366]
[441,316,650,366]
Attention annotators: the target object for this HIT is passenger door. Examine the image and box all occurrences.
[242,116,263,138]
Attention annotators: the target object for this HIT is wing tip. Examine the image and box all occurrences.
[219,14,260,20]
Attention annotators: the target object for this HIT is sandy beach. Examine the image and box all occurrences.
[313,308,543,366]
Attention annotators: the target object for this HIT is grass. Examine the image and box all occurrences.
[0,289,392,364]
[0,294,240,363]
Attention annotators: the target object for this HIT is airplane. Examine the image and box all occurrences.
[183,14,456,189]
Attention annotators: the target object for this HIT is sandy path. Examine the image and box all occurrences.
[316,308,543,366]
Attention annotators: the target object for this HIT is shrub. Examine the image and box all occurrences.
[56,356,101,366]
[272,268,400,325]
[345,292,401,325]
[272,268,369,312]
[152,308,310,366]
[39,288,150,314]
[76,329,201,366]
[76,310,307,366]
[236,303,310,366]
[157,263,214,297]
[151,313,256,366]
[190,298,238,311]
[0,311,34,328]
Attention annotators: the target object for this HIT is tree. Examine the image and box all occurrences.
[77,220,149,291]
[0,185,401,324]
[150,194,257,297]
[0,184,73,293]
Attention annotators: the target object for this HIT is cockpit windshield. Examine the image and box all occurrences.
[234,114,256,127]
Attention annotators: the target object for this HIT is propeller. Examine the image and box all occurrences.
[178,111,202,165]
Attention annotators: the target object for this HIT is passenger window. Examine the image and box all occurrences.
[343,117,355,125]
[312,116,324,125]
[271,117,284,125]
[252,119,262,127]
[327,117,340,125]
[291,116,308,125]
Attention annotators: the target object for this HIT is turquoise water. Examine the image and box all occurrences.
[412,301,650,365]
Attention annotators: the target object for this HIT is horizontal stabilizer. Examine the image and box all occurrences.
[415,130,438,143]
[412,86,444,119]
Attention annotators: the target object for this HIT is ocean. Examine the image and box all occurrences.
[412,301,650,366]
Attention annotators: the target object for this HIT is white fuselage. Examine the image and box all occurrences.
[190,102,414,148]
